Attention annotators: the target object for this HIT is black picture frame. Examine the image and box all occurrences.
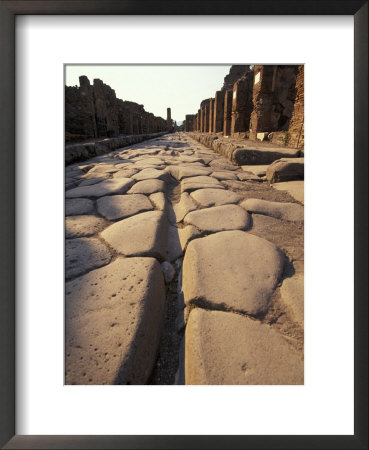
[0,1,367,449]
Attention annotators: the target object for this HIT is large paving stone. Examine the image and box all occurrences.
[112,168,139,179]
[241,165,269,177]
[97,194,153,220]
[190,188,241,207]
[66,178,135,198]
[272,181,304,204]
[185,308,304,385]
[78,176,107,187]
[237,172,262,182]
[149,192,167,212]
[101,211,168,260]
[280,274,304,327]
[241,198,304,222]
[181,176,225,193]
[166,166,211,181]
[127,179,166,195]
[231,146,300,166]
[65,237,112,279]
[184,204,250,233]
[178,225,200,250]
[65,198,94,216]
[65,257,165,385]
[132,168,170,182]
[66,215,109,238]
[173,192,198,223]
[210,171,238,180]
[182,231,284,315]
[209,159,237,171]
[266,158,304,183]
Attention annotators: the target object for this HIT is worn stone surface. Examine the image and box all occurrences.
[65,257,165,384]
[181,175,224,193]
[266,158,304,183]
[190,188,241,207]
[178,225,200,250]
[149,192,167,211]
[101,211,168,260]
[184,205,250,233]
[127,179,166,195]
[166,166,211,180]
[132,168,170,182]
[97,194,153,220]
[66,178,134,198]
[280,274,304,327]
[236,172,262,181]
[66,215,109,238]
[272,181,304,204]
[185,308,303,385]
[182,231,284,315]
[241,198,304,222]
[65,237,112,279]
[173,192,198,222]
[241,165,269,177]
[210,171,238,180]
[65,198,94,216]
[167,225,183,262]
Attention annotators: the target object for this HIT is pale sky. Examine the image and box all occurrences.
[65,65,232,124]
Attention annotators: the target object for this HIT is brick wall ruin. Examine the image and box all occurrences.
[65,76,169,143]
[185,65,304,150]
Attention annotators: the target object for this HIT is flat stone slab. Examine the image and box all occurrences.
[101,210,168,260]
[182,230,284,315]
[272,181,304,204]
[127,179,166,195]
[78,176,107,187]
[241,198,304,222]
[65,257,165,385]
[166,166,211,180]
[97,194,153,220]
[66,215,109,238]
[168,225,183,262]
[184,204,250,233]
[112,168,139,179]
[236,172,262,182]
[266,157,304,183]
[149,192,167,211]
[173,192,198,222]
[132,168,170,182]
[280,274,304,327]
[209,159,237,171]
[241,165,269,177]
[65,198,94,216]
[211,171,238,180]
[65,237,112,279]
[181,176,224,193]
[178,225,200,250]
[66,178,134,198]
[190,188,242,208]
[185,308,303,385]
[232,145,300,166]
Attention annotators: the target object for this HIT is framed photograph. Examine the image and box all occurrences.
[0,1,367,449]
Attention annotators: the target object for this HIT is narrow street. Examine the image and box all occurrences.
[65,132,304,385]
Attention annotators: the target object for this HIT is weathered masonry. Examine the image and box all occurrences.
[65,76,169,143]
[184,65,304,150]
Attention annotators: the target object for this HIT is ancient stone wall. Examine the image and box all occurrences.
[184,64,304,149]
[287,65,304,149]
[231,70,254,134]
[65,76,168,143]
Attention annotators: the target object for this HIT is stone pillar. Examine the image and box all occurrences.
[208,98,214,133]
[167,107,172,131]
[197,109,201,131]
[287,65,304,149]
[231,71,254,135]
[78,76,98,138]
[213,90,225,133]
[200,107,205,132]
[223,90,233,136]
[204,100,210,133]
[249,65,276,140]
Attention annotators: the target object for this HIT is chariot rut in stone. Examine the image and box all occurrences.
[65,64,304,385]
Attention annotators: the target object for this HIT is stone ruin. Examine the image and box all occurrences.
[65,76,169,143]
[184,65,304,150]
